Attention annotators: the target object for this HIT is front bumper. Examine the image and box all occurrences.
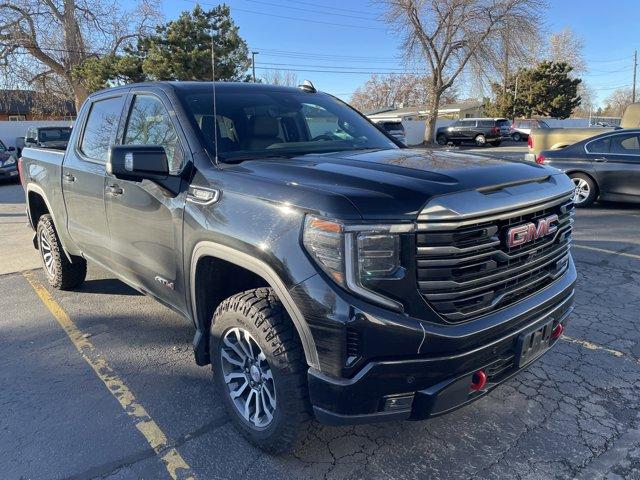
[300,257,576,425]
[0,164,18,180]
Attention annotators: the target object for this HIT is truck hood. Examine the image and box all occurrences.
[231,148,556,221]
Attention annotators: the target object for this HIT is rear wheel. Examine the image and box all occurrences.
[475,134,487,147]
[37,214,86,289]
[511,132,522,142]
[210,288,310,453]
[436,133,447,146]
[570,173,597,207]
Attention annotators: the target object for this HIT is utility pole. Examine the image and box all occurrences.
[633,49,637,103]
[252,51,259,83]
[512,75,519,120]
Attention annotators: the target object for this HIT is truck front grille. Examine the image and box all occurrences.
[416,193,574,323]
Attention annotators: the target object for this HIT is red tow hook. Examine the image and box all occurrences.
[470,370,487,391]
[551,323,564,340]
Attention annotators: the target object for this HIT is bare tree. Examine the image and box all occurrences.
[602,87,633,117]
[261,69,299,87]
[0,0,160,110]
[573,82,596,117]
[548,27,585,74]
[381,0,544,143]
[350,73,458,111]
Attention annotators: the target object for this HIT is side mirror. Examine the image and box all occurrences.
[107,145,169,182]
[7,146,15,152]
[25,137,36,144]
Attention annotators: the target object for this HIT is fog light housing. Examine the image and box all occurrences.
[382,393,414,412]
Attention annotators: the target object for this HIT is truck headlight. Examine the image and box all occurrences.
[303,215,406,311]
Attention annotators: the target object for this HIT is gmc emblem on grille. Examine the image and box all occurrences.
[506,214,559,248]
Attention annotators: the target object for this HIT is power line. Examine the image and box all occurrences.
[257,61,425,72]
[186,0,385,30]
[236,0,381,21]
[289,0,380,16]
[255,66,411,75]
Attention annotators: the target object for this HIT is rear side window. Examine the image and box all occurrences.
[123,94,182,173]
[610,133,640,154]
[80,96,125,161]
[497,119,510,127]
[586,137,611,154]
[478,120,493,127]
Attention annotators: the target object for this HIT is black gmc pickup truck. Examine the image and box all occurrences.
[20,82,576,453]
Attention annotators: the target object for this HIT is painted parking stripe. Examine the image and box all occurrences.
[23,271,196,480]
[572,243,640,261]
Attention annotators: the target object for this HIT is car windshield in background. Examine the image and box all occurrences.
[180,89,397,162]
[39,128,71,142]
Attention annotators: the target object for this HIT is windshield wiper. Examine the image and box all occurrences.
[218,152,298,163]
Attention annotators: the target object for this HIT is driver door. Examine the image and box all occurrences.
[104,90,189,311]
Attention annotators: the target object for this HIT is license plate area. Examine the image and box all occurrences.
[516,320,554,368]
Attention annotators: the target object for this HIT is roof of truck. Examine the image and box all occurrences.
[91,81,320,97]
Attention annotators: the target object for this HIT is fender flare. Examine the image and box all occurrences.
[26,183,73,262]
[190,241,320,370]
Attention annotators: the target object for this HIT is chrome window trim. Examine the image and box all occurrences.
[584,130,640,156]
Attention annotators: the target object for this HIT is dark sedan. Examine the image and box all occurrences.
[537,129,640,207]
[0,139,18,182]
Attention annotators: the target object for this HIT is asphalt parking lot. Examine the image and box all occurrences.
[2,157,640,479]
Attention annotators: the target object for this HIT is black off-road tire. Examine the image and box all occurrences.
[36,214,87,290]
[210,288,311,453]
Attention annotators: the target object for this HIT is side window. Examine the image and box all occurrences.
[80,96,125,161]
[586,137,611,154]
[610,134,640,155]
[123,95,182,173]
[478,120,492,127]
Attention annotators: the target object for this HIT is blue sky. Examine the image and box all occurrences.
[161,0,639,106]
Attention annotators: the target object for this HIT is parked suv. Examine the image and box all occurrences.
[510,119,550,142]
[436,118,510,147]
[376,121,406,144]
[24,126,72,150]
[21,82,576,452]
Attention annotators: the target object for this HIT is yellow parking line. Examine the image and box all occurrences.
[561,335,627,359]
[572,243,640,260]
[23,271,196,480]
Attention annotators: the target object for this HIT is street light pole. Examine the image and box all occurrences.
[633,49,637,103]
[252,51,259,82]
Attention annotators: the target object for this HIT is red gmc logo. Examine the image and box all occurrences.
[506,214,559,248]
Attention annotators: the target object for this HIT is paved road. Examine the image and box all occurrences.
[1,179,640,479]
[0,179,40,274]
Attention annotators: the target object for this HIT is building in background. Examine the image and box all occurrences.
[365,102,485,123]
[0,90,76,121]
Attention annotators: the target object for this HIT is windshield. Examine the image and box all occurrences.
[180,89,397,161]
[38,128,71,142]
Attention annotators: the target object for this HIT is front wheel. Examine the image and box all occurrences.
[210,288,310,453]
[475,134,487,147]
[436,133,447,146]
[570,173,597,207]
[37,214,86,289]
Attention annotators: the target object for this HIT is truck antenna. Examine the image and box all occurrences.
[211,28,219,164]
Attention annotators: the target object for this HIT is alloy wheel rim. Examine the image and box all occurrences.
[572,178,590,204]
[220,327,276,428]
[476,136,485,145]
[39,230,56,278]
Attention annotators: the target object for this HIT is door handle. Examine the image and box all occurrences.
[593,157,608,163]
[63,172,75,183]
[105,185,124,196]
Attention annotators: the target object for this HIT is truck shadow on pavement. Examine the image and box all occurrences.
[76,278,142,296]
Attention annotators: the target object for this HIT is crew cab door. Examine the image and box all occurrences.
[592,132,640,200]
[104,91,189,311]
[63,94,126,264]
